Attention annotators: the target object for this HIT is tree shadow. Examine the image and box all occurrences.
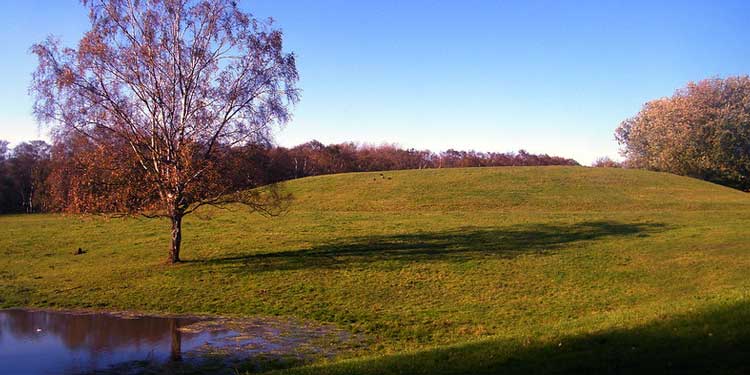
[189,221,668,272]
[284,299,750,375]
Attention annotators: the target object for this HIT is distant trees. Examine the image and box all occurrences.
[224,141,579,184]
[43,131,150,213]
[616,76,750,190]
[0,141,9,213]
[0,136,578,215]
[591,156,623,168]
[30,0,299,263]
[0,141,51,214]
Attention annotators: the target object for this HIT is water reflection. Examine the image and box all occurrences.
[0,309,362,374]
[0,309,223,374]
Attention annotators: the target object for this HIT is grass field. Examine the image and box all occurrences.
[3,166,750,373]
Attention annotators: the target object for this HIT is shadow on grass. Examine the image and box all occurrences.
[281,300,750,375]
[188,221,667,272]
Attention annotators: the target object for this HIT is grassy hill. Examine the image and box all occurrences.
[2,166,750,373]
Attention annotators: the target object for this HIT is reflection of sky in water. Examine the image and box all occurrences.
[0,309,234,375]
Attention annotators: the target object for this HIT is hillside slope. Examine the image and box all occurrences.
[2,166,750,374]
[285,166,750,212]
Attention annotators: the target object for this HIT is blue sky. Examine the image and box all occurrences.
[1,1,749,164]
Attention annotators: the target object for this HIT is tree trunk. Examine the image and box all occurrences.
[169,214,182,264]
[27,188,33,214]
[169,319,182,362]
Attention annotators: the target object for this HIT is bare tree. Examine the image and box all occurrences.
[31,0,299,263]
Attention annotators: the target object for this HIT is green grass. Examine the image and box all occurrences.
[3,166,750,373]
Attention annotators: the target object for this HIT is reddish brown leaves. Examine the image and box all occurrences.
[30,0,300,218]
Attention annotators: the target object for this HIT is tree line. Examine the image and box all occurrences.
[0,137,578,215]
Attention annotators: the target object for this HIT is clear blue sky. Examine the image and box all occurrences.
[1,1,749,164]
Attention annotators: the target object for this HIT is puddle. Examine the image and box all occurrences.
[0,309,365,374]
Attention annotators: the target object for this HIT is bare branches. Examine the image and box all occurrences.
[31,0,298,263]
[31,0,299,222]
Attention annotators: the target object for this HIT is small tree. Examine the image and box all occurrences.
[591,156,622,168]
[31,0,299,263]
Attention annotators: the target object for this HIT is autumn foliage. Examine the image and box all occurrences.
[617,76,750,190]
[30,0,299,262]
[0,137,578,215]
